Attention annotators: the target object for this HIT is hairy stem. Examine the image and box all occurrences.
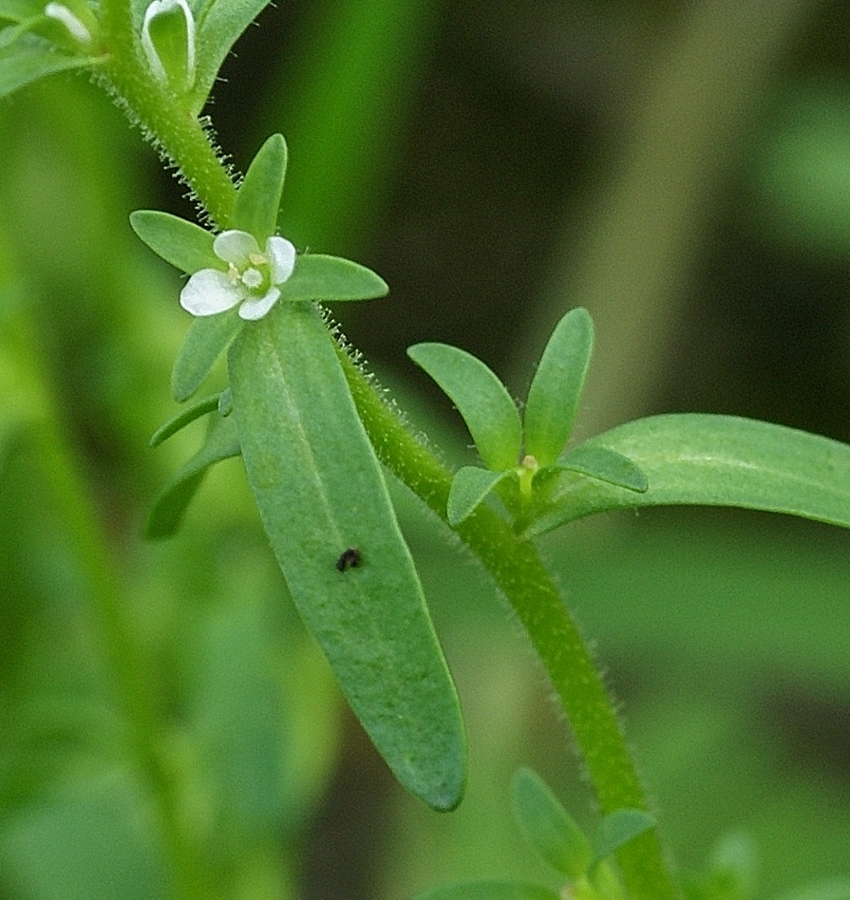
[97,8,678,887]
[339,349,678,900]
[99,0,237,226]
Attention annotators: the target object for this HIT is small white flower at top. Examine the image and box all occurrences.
[180,230,297,321]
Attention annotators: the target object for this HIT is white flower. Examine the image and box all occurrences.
[180,230,297,321]
[141,0,195,90]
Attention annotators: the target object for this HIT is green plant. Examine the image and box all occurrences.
[1,2,849,899]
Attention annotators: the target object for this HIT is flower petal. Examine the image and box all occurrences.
[141,0,195,88]
[45,2,92,44]
[266,236,296,285]
[238,287,280,321]
[180,268,243,316]
[213,230,259,268]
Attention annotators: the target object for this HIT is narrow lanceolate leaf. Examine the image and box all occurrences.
[171,307,242,402]
[191,0,275,114]
[447,466,511,526]
[408,343,522,472]
[233,134,287,241]
[130,210,216,274]
[277,254,388,303]
[511,768,592,880]
[524,308,593,466]
[0,37,93,98]
[229,301,466,811]
[146,412,241,538]
[555,443,648,493]
[526,414,850,536]
[413,883,561,900]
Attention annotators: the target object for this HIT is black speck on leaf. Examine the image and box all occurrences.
[336,547,362,572]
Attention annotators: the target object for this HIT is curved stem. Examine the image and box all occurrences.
[339,348,678,900]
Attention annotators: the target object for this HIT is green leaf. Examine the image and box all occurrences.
[129,210,216,274]
[555,443,648,492]
[229,300,466,811]
[591,809,655,866]
[511,767,592,879]
[149,393,221,447]
[447,466,511,525]
[191,0,274,114]
[278,254,389,303]
[413,882,561,900]
[171,307,242,402]
[0,35,93,98]
[524,307,593,466]
[408,342,521,471]
[526,413,850,536]
[145,411,241,539]
[233,133,287,241]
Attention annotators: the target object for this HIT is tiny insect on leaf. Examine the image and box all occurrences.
[336,547,362,571]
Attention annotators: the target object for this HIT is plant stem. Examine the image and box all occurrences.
[339,349,678,900]
[96,13,678,888]
[99,0,237,226]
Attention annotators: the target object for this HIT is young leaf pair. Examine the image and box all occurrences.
[414,767,655,900]
[133,134,467,812]
[408,308,648,535]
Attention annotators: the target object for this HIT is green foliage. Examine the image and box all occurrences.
[276,253,389,303]
[229,300,465,810]
[409,308,648,532]
[138,132,464,809]
[169,309,242,401]
[419,768,655,900]
[130,210,217,274]
[554,443,649,493]
[145,407,240,538]
[0,0,99,98]
[232,133,287,241]
[591,810,656,869]
[407,342,523,472]
[8,2,850,899]
[0,33,94,98]
[447,466,512,526]
[524,307,593,467]
[527,414,850,535]
[189,0,274,114]
[511,767,591,879]
[148,392,221,446]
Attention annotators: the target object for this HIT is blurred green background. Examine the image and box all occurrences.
[3,0,850,897]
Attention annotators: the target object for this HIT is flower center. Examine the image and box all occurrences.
[227,255,271,294]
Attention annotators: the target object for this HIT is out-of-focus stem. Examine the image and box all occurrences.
[524,0,816,440]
